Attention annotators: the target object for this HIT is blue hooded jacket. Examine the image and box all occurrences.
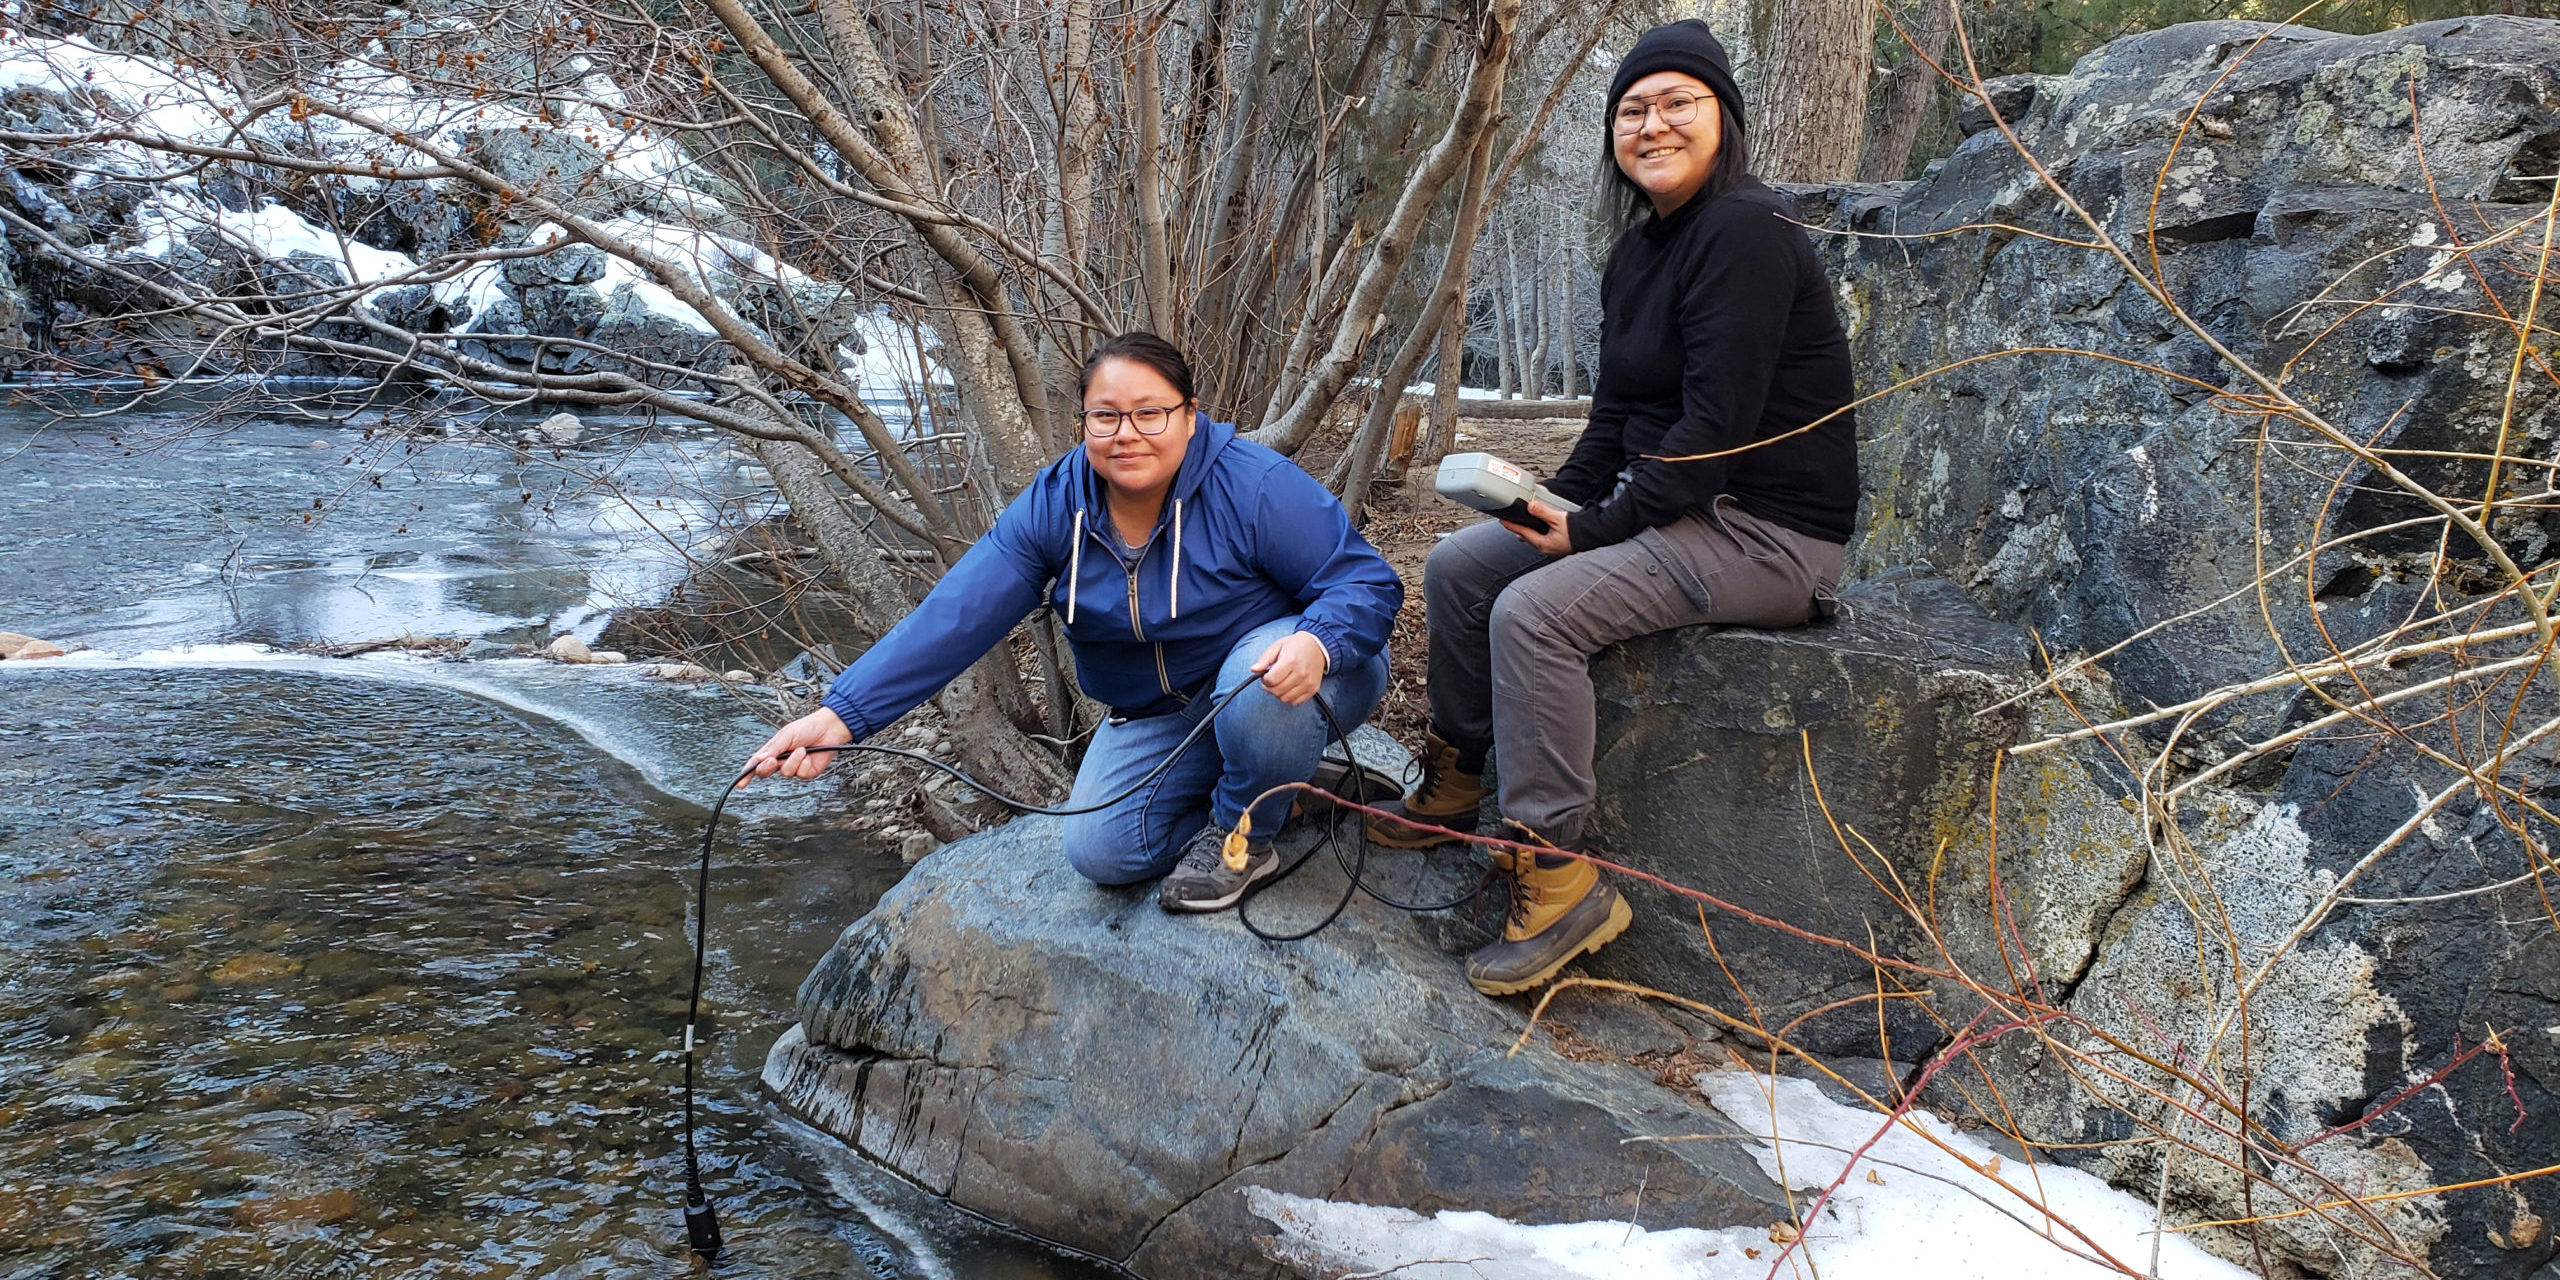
[820,413,1405,739]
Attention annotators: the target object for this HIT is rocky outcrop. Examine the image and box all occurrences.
[764,819,1791,1279]
[1786,18,2560,1279]
[0,36,865,383]
[1803,17,2560,745]
[1577,572,2145,1061]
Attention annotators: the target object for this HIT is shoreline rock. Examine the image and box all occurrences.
[0,632,67,660]
[536,411,583,445]
[763,817,1790,1279]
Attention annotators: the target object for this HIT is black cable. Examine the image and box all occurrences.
[675,677,1487,1261]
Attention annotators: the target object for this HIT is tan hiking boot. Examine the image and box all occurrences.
[1465,853,1632,996]
[1365,732,1491,848]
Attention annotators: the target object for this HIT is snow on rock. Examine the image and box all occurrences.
[0,29,764,354]
[1249,1189,1743,1280]
[840,307,945,393]
[132,191,422,286]
[0,26,920,387]
[0,33,243,146]
[537,411,583,445]
[1248,1071,2257,1280]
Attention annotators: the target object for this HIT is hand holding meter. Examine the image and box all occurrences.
[1433,452,1581,534]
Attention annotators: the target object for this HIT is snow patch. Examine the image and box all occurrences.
[1248,1071,2257,1280]
[0,32,242,142]
[1400,379,1513,399]
[841,308,944,392]
[4,643,299,667]
[133,192,421,286]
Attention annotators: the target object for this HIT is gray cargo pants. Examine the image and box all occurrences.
[1424,497,1845,849]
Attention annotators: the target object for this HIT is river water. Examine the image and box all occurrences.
[0,401,1101,1278]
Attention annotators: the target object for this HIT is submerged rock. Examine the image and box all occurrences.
[0,633,65,660]
[536,411,583,445]
[765,818,1791,1279]
[208,953,301,984]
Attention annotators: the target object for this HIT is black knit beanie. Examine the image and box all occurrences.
[1604,20,1745,139]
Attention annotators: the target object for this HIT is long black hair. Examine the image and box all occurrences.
[1598,93,1753,232]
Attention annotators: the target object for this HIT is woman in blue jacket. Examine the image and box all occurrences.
[742,332,1404,911]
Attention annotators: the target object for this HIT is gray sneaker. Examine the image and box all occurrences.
[1157,821,1278,913]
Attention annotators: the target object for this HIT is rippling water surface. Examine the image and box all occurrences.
[1,404,1098,1279]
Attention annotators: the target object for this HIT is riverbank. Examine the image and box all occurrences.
[0,402,1109,1278]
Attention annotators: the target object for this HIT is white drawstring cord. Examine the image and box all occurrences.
[1067,507,1084,624]
[1169,498,1183,619]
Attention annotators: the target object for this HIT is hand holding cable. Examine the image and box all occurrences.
[1247,631,1330,705]
[738,706,854,785]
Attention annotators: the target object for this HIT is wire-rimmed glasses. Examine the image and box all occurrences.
[1612,91,1708,135]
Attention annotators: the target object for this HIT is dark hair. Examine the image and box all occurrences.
[1080,331,1196,404]
[1598,93,1752,232]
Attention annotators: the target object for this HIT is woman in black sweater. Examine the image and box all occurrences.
[1372,19,1860,996]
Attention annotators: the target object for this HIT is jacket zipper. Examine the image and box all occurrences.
[1097,520,1182,701]
[1122,541,1149,642]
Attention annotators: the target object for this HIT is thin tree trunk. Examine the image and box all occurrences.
[1492,281,1514,398]
[1526,237,1551,400]
[1429,296,1472,459]
[1033,0,1103,454]
[1133,22,1178,335]
[1750,0,1873,182]
[1251,0,1523,455]
[1857,0,1954,183]
[1338,126,1499,518]
[1495,221,1515,394]
[1201,0,1285,279]
[1053,0,1101,272]
[1169,0,1229,308]
[1546,212,1566,396]
[1260,219,1364,427]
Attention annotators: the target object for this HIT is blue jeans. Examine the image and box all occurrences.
[1060,616,1390,885]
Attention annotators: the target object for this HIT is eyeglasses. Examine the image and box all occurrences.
[1082,404,1188,437]
[1613,91,1708,135]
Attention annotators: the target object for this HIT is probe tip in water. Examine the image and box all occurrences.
[685,1194,725,1259]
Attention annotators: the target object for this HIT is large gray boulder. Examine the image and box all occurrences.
[764,820,1791,1279]
[1578,573,2152,1062]
[1788,17,2560,1279]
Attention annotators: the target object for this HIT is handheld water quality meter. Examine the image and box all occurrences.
[1434,452,1581,533]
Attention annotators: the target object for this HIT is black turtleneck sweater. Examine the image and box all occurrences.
[1553,178,1859,550]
